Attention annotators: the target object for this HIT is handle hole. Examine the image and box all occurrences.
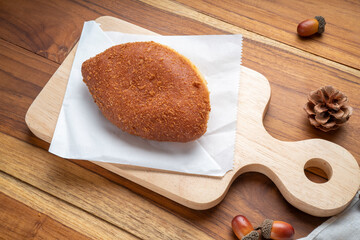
[304,158,333,183]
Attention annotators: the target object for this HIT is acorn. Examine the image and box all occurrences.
[297,16,326,37]
[231,215,260,240]
[260,219,295,240]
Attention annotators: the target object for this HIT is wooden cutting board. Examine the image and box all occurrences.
[25,16,359,217]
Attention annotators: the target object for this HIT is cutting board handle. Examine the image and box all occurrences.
[257,137,360,216]
[236,68,359,216]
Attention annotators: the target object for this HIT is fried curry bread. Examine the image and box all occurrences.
[82,41,210,142]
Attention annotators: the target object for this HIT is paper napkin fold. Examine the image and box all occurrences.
[299,191,360,240]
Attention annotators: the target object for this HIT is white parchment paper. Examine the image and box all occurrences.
[49,21,243,176]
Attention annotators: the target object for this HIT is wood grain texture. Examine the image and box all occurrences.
[0,0,87,63]
[0,192,91,240]
[0,0,225,64]
[141,0,360,78]
[0,39,57,149]
[0,132,215,240]
[171,0,360,70]
[0,172,138,240]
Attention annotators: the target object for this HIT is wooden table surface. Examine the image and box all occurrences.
[1,0,359,239]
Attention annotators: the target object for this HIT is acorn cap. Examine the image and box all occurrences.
[242,230,260,240]
[260,219,273,239]
[315,16,326,34]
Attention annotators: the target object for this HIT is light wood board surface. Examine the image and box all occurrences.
[25,16,359,217]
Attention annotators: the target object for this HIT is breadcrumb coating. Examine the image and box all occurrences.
[82,41,210,142]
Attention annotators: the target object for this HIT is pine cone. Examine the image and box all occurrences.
[304,86,353,132]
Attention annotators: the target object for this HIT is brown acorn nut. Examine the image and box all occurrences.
[260,219,295,240]
[297,16,326,37]
[231,215,260,240]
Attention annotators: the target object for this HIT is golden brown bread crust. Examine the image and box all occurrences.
[81,41,210,142]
